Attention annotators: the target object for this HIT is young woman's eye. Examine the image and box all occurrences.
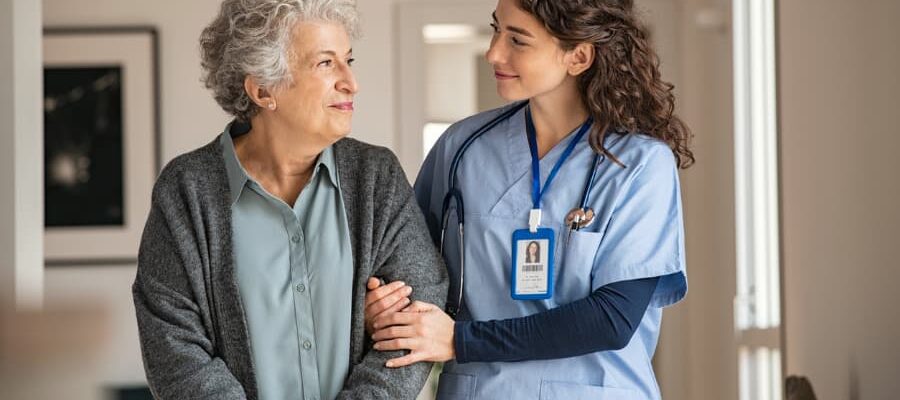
[318,59,333,68]
[511,36,525,46]
[490,22,499,33]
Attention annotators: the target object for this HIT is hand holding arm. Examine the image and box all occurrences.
[371,301,456,367]
[371,276,660,365]
[364,278,413,335]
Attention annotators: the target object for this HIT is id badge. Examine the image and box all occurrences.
[511,228,555,300]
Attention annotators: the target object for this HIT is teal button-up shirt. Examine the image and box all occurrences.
[221,127,353,400]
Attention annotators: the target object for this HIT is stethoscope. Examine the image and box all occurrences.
[439,101,605,318]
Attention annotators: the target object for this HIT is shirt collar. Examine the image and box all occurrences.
[316,144,340,189]
[220,121,340,206]
[221,122,250,206]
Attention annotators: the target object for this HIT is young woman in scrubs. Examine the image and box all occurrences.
[365,0,692,398]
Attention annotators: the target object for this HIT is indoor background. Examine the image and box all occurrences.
[2,0,899,399]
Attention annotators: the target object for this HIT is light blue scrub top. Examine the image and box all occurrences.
[221,130,353,400]
[414,103,688,400]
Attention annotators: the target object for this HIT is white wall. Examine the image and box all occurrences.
[42,265,149,387]
[425,41,484,122]
[779,1,900,398]
[1,0,44,310]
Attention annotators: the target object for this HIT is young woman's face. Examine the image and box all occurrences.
[528,242,538,256]
[485,0,572,101]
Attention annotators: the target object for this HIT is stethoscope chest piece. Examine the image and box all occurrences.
[565,207,595,230]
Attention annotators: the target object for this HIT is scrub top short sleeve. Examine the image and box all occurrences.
[414,142,444,245]
[591,143,687,308]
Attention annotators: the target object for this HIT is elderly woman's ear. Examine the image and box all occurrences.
[243,76,276,111]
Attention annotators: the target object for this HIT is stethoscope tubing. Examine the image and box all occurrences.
[439,101,607,317]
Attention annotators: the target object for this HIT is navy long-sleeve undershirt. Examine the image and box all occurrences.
[453,276,660,363]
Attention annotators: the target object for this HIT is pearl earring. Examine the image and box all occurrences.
[267,102,276,111]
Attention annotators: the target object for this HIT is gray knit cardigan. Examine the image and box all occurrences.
[132,135,449,399]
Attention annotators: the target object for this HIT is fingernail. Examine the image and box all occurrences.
[405,286,413,294]
[386,361,394,367]
[373,343,381,350]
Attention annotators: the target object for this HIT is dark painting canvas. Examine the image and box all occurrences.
[44,66,124,227]
[107,386,154,400]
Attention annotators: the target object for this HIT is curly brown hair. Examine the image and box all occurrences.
[517,0,694,168]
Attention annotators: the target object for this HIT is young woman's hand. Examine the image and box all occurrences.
[364,278,413,335]
[371,301,456,367]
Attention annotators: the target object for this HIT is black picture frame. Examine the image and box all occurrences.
[42,27,161,267]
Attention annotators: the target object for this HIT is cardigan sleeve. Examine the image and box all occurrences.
[337,148,449,400]
[132,191,248,400]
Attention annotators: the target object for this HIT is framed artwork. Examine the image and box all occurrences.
[108,386,153,400]
[43,27,160,266]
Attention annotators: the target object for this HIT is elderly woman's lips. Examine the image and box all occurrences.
[330,102,354,111]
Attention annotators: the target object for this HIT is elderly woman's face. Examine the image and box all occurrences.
[273,21,357,145]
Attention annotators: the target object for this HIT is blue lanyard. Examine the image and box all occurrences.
[525,107,593,211]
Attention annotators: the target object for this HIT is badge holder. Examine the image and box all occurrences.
[511,209,555,300]
[510,108,590,301]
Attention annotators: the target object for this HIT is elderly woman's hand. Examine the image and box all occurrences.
[371,301,456,367]
[364,278,412,335]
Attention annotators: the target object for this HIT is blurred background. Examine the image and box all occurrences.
[2,0,899,399]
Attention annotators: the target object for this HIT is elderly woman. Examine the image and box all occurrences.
[131,1,447,399]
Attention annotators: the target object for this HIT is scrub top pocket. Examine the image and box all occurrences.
[539,380,641,400]
[436,372,477,400]
[554,228,602,305]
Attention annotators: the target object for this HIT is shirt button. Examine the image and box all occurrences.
[296,283,306,293]
[303,340,312,350]
[291,234,300,243]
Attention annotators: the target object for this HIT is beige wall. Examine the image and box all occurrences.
[38,0,900,399]
[652,0,738,399]
[779,0,900,399]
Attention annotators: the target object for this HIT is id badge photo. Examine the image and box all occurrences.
[511,227,555,300]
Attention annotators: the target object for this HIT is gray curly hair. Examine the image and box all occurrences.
[200,0,360,122]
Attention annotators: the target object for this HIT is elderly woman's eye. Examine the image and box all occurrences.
[318,59,333,67]
[347,57,355,66]
[490,22,499,34]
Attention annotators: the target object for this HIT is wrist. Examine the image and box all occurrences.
[452,320,468,363]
